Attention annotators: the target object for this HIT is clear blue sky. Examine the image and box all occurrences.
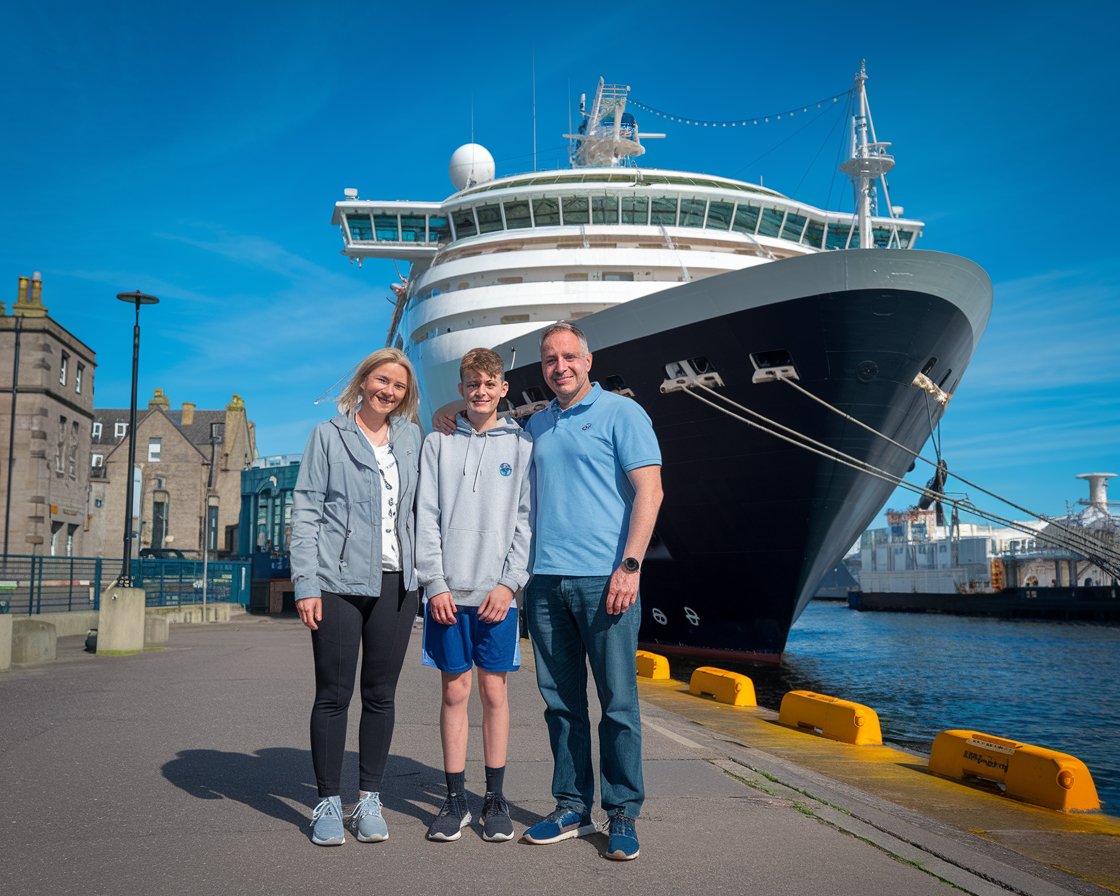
[3,1,1117,524]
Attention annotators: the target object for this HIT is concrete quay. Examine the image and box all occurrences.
[1,616,1116,896]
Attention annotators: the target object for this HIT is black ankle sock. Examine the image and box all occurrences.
[446,770,465,798]
[484,765,505,796]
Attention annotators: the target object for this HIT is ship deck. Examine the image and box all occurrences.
[3,614,1115,895]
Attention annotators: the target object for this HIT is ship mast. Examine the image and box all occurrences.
[564,78,665,168]
[839,61,895,248]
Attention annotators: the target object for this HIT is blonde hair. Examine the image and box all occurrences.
[337,348,419,422]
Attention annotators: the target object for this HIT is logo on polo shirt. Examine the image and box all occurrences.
[499,463,512,477]
[582,422,592,430]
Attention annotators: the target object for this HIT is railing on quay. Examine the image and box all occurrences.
[0,555,250,615]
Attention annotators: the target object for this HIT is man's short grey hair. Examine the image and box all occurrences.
[539,321,589,354]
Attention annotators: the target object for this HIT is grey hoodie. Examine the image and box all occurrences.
[415,415,533,606]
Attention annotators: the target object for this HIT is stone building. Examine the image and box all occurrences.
[0,274,97,557]
[89,390,256,559]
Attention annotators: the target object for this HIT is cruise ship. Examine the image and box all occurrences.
[330,66,993,661]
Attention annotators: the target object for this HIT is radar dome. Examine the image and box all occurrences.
[449,143,495,191]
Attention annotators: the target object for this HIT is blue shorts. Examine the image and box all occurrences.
[421,602,521,674]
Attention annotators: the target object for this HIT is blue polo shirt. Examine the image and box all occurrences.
[526,383,661,576]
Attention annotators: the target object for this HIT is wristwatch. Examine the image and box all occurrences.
[621,556,641,573]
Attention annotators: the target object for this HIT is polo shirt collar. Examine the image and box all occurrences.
[550,382,602,415]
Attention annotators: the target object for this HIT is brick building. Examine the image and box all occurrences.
[0,274,97,557]
[89,390,256,559]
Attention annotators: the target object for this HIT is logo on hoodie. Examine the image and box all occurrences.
[499,463,512,477]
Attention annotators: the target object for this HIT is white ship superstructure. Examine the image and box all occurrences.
[332,73,922,422]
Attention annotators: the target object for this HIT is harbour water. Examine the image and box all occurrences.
[737,601,1120,816]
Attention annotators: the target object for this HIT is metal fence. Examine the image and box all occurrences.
[0,555,250,614]
[0,555,104,615]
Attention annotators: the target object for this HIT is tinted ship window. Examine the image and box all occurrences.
[533,198,560,226]
[706,202,734,230]
[347,214,373,241]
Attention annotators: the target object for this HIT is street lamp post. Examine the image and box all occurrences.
[115,290,159,586]
[200,422,220,619]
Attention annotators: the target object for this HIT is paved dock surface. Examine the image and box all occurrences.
[2,615,1116,896]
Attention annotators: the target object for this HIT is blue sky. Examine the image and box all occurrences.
[3,1,1117,524]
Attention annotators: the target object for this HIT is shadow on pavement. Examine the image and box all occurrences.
[161,747,454,829]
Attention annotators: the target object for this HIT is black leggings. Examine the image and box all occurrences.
[309,574,419,797]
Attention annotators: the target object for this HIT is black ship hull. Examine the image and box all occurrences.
[499,249,992,662]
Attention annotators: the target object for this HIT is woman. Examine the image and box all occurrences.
[289,348,422,846]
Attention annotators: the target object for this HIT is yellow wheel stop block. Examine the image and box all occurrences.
[929,730,1100,812]
[778,690,882,745]
[687,666,756,706]
[635,650,670,680]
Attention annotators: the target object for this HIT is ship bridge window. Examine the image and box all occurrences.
[650,196,678,226]
[592,195,619,224]
[374,214,400,241]
[563,196,590,224]
[452,209,477,238]
[732,203,760,234]
[898,229,915,248]
[705,201,734,230]
[532,198,560,226]
[603,271,634,281]
[400,215,426,242]
[346,214,373,241]
[757,207,785,238]
[803,218,825,248]
[781,212,807,242]
[476,204,504,234]
[504,201,532,229]
[825,222,853,250]
[621,196,649,225]
[872,226,893,248]
[428,216,450,242]
[679,199,707,227]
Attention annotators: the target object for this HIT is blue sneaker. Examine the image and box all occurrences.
[605,812,639,860]
[310,795,345,846]
[349,791,388,842]
[521,806,597,844]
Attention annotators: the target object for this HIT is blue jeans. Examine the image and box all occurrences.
[526,574,643,817]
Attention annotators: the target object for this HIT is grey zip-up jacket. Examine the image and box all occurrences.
[290,413,421,600]
[415,416,532,606]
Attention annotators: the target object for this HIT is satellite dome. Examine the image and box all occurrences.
[449,143,495,191]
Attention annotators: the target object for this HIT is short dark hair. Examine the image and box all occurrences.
[539,321,589,353]
[459,347,505,381]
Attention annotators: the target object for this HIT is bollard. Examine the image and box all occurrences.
[688,666,756,706]
[635,650,670,680]
[778,690,882,745]
[929,730,1100,812]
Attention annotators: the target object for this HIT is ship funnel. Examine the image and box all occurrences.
[1076,472,1116,511]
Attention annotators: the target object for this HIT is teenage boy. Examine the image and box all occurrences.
[416,347,533,843]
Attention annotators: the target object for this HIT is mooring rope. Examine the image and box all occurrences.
[676,382,1120,578]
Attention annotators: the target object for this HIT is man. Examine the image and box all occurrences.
[518,322,662,861]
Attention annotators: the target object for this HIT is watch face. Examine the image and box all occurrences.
[622,557,640,572]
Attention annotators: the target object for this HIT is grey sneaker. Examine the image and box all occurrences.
[521,806,597,844]
[479,792,514,842]
[349,791,388,842]
[426,792,472,842]
[310,795,345,846]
